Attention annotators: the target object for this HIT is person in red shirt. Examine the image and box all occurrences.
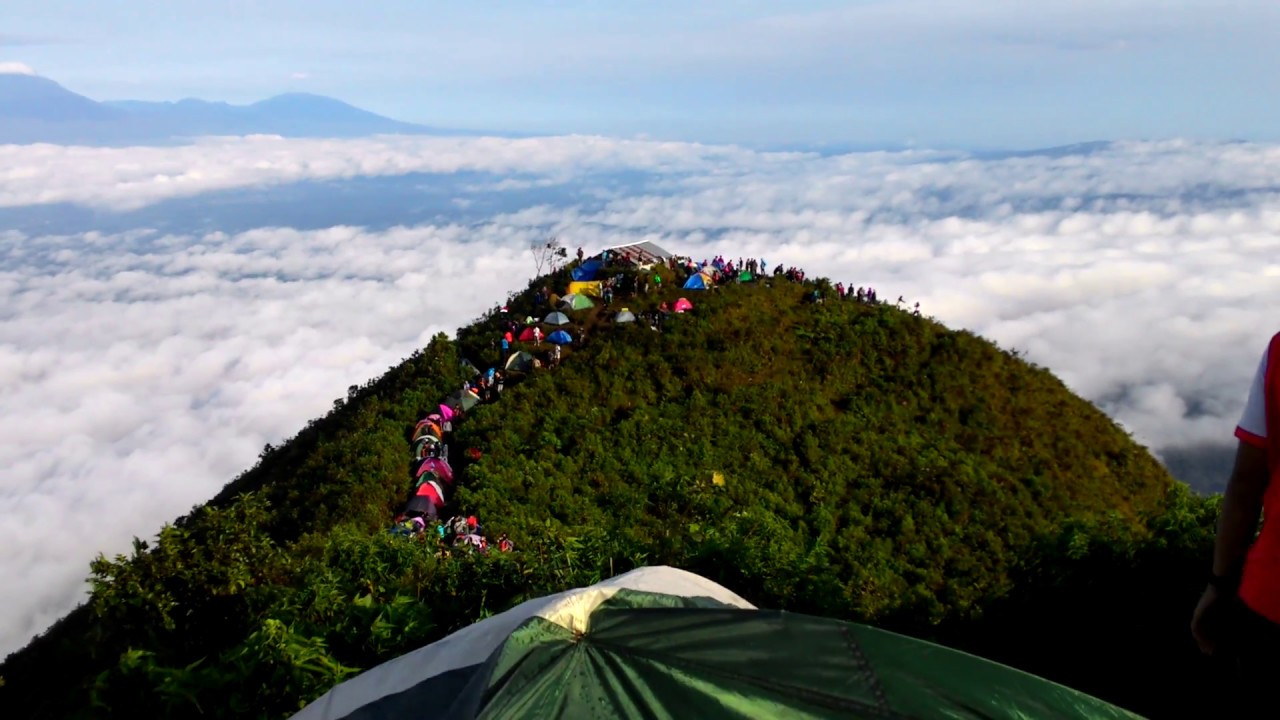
[1192,331,1280,708]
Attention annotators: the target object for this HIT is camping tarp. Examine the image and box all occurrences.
[571,258,603,281]
[505,351,535,373]
[543,311,571,326]
[567,281,602,298]
[290,566,1143,720]
[546,330,573,345]
[558,293,595,311]
[615,309,637,323]
[673,297,694,313]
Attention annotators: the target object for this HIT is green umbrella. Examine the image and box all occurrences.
[290,567,1143,720]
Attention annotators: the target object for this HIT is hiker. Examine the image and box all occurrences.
[1191,332,1280,711]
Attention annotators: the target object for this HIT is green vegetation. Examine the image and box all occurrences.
[0,259,1222,719]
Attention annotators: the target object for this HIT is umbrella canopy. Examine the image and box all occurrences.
[543,311,572,326]
[289,566,1141,720]
[546,329,573,345]
[615,309,637,323]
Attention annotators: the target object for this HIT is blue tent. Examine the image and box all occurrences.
[683,273,708,290]
[547,330,573,345]
[572,259,603,281]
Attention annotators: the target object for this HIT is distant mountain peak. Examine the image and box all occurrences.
[0,72,516,145]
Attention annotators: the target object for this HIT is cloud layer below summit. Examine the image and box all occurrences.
[3,133,1279,657]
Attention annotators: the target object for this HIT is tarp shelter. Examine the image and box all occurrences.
[289,566,1141,720]
[543,311,571,326]
[596,240,674,268]
[615,309,637,323]
[546,330,573,345]
[505,351,536,373]
[567,280,602,297]
[673,297,694,313]
[444,389,480,412]
[518,326,539,342]
[571,258,604,281]
[558,294,595,311]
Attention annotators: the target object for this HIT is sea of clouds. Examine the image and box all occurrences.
[3,133,1280,658]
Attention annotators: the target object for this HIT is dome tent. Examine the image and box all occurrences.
[289,566,1141,720]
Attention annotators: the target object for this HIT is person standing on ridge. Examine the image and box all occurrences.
[1192,331,1280,707]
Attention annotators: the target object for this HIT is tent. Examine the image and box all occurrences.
[558,294,595,311]
[673,297,694,313]
[444,389,480,411]
[412,422,443,442]
[517,326,539,342]
[571,258,603,281]
[505,351,536,373]
[546,329,573,345]
[738,270,753,283]
[460,358,480,377]
[543,311,571,326]
[683,272,713,290]
[615,309,637,323]
[567,280,602,298]
[415,457,454,484]
[412,436,438,459]
[438,404,455,421]
[289,566,1141,720]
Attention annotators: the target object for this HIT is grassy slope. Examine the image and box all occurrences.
[0,263,1217,719]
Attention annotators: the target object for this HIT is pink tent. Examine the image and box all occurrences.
[426,413,443,425]
[438,404,455,420]
[673,297,694,313]
[416,457,454,484]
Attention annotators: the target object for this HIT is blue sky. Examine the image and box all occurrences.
[5,1,1280,153]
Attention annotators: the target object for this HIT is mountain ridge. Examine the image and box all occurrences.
[0,73,519,144]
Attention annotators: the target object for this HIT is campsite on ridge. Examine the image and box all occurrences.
[0,241,1223,719]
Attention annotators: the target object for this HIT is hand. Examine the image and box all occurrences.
[1191,584,1226,656]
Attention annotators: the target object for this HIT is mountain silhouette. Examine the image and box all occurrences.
[0,73,512,144]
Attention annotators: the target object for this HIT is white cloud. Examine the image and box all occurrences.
[4,134,1280,657]
[290,71,309,80]
[0,61,35,75]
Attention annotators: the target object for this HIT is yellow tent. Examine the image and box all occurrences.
[568,281,603,297]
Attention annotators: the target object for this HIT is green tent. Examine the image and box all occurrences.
[290,567,1142,720]
[558,293,595,311]
[738,270,753,282]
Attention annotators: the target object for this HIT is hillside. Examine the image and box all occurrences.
[0,252,1219,719]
